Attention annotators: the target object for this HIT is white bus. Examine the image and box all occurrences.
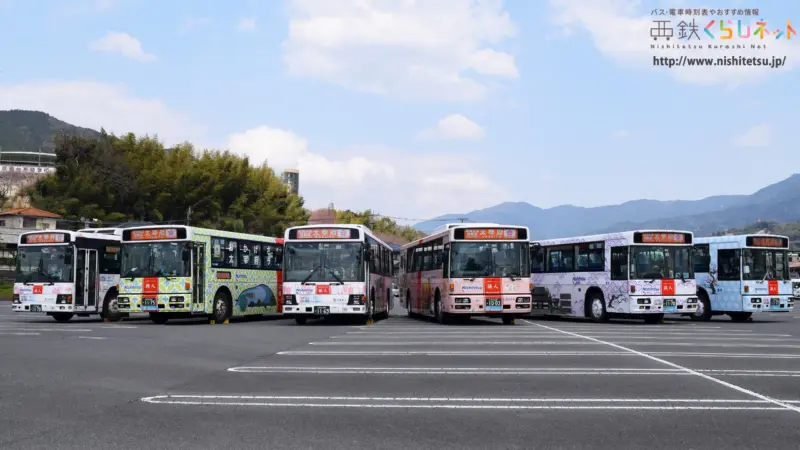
[399,223,532,325]
[281,224,393,325]
[12,229,124,322]
[692,234,794,321]
[530,230,698,324]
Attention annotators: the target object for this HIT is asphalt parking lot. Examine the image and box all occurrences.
[2,302,800,449]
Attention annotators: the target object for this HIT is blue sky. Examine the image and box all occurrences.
[0,0,798,222]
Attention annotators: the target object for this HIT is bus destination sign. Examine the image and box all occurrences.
[463,228,519,240]
[130,228,179,241]
[638,232,687,244]
[296,228,352,239]
[25,233,67,244]
[747,236,788,248]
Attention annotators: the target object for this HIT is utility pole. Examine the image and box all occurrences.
[457,217,468,223]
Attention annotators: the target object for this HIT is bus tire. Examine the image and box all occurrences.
[643,313,664,324]
[150,313,168,324]
[295,316,307,325]
[212,291,231,323]
[587,293,609,323]
[52,313,73,323]
[406,290,413,317]
[386,288,393,316]
[502,316,515,325]
[102,294,122,322]
[434,291,448,324]
[728,312,752,322]
[368,289,376,323]
[691,292,712,322]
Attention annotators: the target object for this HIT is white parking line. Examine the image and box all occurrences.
[526,320,800,414]
[278,349,800,359]
[140,395,799,411]
[0,327,92,332]
[311,341,800,348]
[0,332,40,336]
[77,336,107,340]
[343,331,788,337]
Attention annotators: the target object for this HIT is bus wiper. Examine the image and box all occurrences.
[37,268,55,285]
[156,270,175,281]
[327,269,344,285]
[301,266,322,285]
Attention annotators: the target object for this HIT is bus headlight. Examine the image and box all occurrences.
[687,298,698,304]
[454,298,470,304]
[12,294,20,304]
[347,295,365,305]
[637,298,651,305]
[516,297,530,303]
[283,295,296,305]
[56,294,72,304]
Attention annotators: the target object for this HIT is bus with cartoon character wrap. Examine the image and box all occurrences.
[281,224,393,325]
[691,234,794,322]
[529,230,698,324]
[13,229,124,322]
[399,223,532,325]
[117,225,283,324]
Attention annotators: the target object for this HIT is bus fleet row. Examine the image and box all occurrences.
[11,223,796,325]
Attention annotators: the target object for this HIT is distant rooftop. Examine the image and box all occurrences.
[0,207,62,219]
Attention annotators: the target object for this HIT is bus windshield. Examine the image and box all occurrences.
[120,242,191,278]
[450,242,529,278]
[631,246,692,280]
[284,242,364,282]
[15,245,73,283]
[742,249,789,280]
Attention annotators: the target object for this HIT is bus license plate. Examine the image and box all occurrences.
[485,299,502,312]
[314,306,330,315]
[664,299,676,311]
[30,305,41,312]
[142,298,158,311]
[771,298,780,307]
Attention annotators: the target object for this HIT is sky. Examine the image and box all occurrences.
[0,0,798,223]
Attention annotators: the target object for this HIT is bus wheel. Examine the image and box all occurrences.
[644,313,664,324]
[52,313,73,323]
[434,292,448,324]
[588,294,609,322]
[386,288,393,316]
[150,313,168,324]
[295,316,307,325]
[691,293,712,322]
[406,290,413,317]
[212,291,231,323]
[728,312,752,322]
[103,296,122,322]
[502,316,515,325]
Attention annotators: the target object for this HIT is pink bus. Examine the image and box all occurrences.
[281,224,394,325]
[399,223,532,325]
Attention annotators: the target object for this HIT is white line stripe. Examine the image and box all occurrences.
[146,395,800,403]
[0,332,40,336]
[525,320,800,414]
[343,332,788,337]
[77,336,107,340]
[100,325,138,329]
[226,367,800,377]
[0,326,93,332]
[311,341,800,348]
[278,351,632,356]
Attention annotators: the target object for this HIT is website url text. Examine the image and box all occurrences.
[653,55,786,69]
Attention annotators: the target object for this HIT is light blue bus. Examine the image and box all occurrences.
[691,234,794,322]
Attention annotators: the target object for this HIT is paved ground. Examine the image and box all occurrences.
[2,301,800,449]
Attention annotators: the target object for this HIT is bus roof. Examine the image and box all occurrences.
[18,229,122,245]
[694,233,790,248]
[119,224,282,243]
[284,224,393,250]
[401,223,530,250]
[532,229,694,247]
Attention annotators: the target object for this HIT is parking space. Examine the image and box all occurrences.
[3,301,800,449]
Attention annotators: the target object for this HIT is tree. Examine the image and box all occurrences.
[27,132,308,235]
[335,209,424,243]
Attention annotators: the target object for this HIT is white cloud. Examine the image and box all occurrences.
[549,0,800,86]
[613,130,629,138]
[0,81,201,147]
[237,18,257,31]
[282,0,519,101]
[226,126,505,218]
[417,114,486,140]
[731,124,771,147]
[89,32,156,62]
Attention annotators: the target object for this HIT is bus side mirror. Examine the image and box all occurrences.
[182,248,191,261]
[64,250,73,263]
[364,248,373,261]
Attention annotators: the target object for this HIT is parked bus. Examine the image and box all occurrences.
[12,229,124,322]
[692,234,794,321]
[116,225,283,324]
[530,230,698,324]
[399,223,532,325]
[281,224,393,325]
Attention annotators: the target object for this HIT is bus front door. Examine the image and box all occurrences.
[192,243,206,314]
[74,249,98,313]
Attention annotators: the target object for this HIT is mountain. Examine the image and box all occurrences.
[0,110,103,153]
[414,174,800,239]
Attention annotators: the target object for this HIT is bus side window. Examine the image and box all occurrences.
[610,246,628,280]
[693,244,710,273]
[717,249,741,281]
[530,246,544,273]
[101,246,121,274]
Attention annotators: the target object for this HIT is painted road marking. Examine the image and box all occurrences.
[342,331,789,337]
[77,336,107,340]
[0,332,41,336]
[276,350,800,358]
[226,367,800,377]
[310,341,800,348]
[526,320,800,414]
[0,327,93,332]
[140,395,800,411]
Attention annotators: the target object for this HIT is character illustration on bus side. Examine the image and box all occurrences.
[236,284,277,312]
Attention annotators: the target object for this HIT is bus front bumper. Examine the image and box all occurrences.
[631,296,698,314]
[443,296,532,314]
[742,296,794,312]
[283,304,367,315]
[117,294,194,314]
